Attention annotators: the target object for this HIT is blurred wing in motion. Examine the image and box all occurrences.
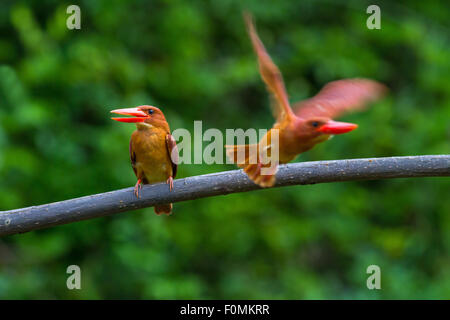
[244,12,294,124]
[294,78,387,119]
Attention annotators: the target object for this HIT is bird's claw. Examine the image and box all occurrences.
[134,179,142,198]
[167,176,174,191]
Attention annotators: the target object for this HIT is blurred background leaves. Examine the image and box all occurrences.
[0,0,449,299]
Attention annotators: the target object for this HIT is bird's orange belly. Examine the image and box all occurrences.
[132,130,172,184]
[136,160,170,184]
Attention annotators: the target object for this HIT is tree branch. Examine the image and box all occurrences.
[1,155,449,237]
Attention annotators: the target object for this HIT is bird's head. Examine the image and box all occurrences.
[299,117,358,137]
[111,105,169,130]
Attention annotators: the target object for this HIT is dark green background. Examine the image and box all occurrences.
[0,0,449,299]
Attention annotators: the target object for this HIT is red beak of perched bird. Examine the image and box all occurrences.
[226,13,387,188]
[111,105,178,215]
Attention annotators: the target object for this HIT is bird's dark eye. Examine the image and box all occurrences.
[148,109,154,115]
[311,121,319,127]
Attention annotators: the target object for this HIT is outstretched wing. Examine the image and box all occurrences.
[244,12,294,124]
[166,134,178,178]
[294,78,387,119]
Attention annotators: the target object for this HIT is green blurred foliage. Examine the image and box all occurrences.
[0,0,449,299]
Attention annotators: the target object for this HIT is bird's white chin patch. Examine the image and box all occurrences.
[327,135,334,140]
[136,122,154,130]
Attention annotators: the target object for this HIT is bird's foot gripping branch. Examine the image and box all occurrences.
[0,155,449,237]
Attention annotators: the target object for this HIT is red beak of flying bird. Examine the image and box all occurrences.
[226,14,387,187]
[111,106,178,215]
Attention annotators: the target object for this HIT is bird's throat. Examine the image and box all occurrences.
[136,122,154,130]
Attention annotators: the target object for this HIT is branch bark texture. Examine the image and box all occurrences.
[0,155,449,237]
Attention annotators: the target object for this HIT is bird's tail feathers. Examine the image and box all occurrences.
[154,203,172,215]
[225,144,277,188]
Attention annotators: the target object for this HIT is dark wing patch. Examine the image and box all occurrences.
[293,78,387,119]
[166,134,178,178]
[129,138,138,178]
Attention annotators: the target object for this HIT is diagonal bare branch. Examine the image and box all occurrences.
[0,155,449,237]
